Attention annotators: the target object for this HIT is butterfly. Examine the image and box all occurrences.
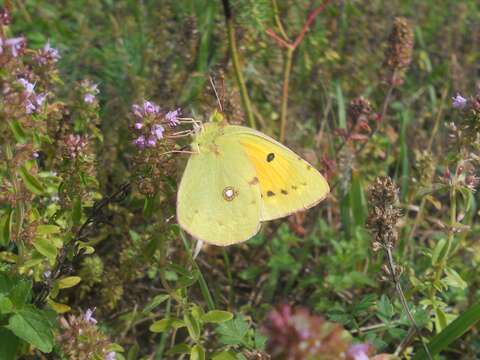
[177,119,330,246]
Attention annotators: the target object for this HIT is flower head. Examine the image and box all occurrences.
[165,109,180,126]
[146,137,157,147]
[25,100,36,114]
[263,304,351,359]
[5,37,26,57]
[84,308,97,325]
[35,93,47,107]
[132,100,161,119]
[65,134,88,158]
[18,78,35,95]
[81,80,99,104]
[347,343,373,360]
[151,124,165,140]
[452,93,467,109]
[0,7,11,26]
[35,40,61,65]
[133,135,145,149]
[105,352,116,360]
[84,93,96,104]
[143,100,160,115]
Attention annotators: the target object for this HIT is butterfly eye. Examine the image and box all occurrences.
[266,153,275,162]
[223,186,237,201]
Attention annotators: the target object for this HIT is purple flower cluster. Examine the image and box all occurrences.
[84,308,97,325]
[263,304,380,360]
[34,40,61,65]
[132,100,160,119]
[131,100,181,149]
[104,352,116,360]
[81,80,99,104]
[452,93,467,109]
[0,36,26,57]
[65,134,88,158]
[17,78,47,114]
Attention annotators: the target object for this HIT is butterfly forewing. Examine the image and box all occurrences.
[223,126,330,221]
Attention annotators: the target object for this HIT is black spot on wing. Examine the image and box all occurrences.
[267,191,275,197]
[266,153,275,162]
[281,189,288,195]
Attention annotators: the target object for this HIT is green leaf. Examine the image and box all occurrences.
[434,307,448,333]
[6,307,54,353]
[211,352,237,360]
[165,343,191,355]
[9,278,32,308]
[76,241,95,255]
[8,120,26,143]
[18,166,45,195]
[190,344,205,360]
[57,276,81,289]
[184,312,201,341]
[33,238,57,263]
[413,302,480,360]
[0,294,14,314]
[216,316,249,346]
[149,318,184,333]
[0,328,20,360]
[36,225,60,235]
[377,295,394,323]
[127,343,140,360]
[0,273,15,294]
[0,210,13,246]
[142,294,169,314]
[254,331,267,350]
[431,238,446,266]
[442,268,467,289]
[335,81,346,129]
[149,319,174,333]
[72,197,82,226]
[202,310,233,324]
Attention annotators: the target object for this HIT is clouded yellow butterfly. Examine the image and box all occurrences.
[177,120,329,246]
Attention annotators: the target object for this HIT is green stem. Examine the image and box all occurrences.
[222,249,234,308]
[386,247,433,360]
[271,0,290,41]
[431,184,457,298]
[180,230,216,310]
[279,46,294,142]
[222,0,255,128]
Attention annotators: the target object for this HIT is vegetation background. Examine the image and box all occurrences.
[1,0,480,359]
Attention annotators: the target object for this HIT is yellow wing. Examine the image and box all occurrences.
[177,133,262,246]
[223,126,330,221]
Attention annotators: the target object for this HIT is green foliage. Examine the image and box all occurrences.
[0,273,54,356]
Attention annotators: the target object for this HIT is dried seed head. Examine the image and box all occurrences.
[367,176,398,206]
[381,264,390,276]
[372,241,383,252]
[347,97,372,124]
[383,17,414,86]
[366,176,401,248]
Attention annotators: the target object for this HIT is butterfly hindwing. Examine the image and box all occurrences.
[177,134,262,246]
[223,126,330,221]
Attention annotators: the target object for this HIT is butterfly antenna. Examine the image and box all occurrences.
[209,75,224,113]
